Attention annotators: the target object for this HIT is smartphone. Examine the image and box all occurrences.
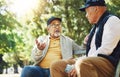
[65,64,74,73]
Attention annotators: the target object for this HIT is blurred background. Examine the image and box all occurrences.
[0,0,120,75]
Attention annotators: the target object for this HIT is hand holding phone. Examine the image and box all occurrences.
[65,64,74,73]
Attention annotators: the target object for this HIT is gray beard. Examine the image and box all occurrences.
[54,32,60,37]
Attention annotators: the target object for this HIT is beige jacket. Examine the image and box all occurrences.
[31,35,83,65]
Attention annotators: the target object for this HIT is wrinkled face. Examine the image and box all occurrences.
[85,6,98,24]
[47,19,62,38]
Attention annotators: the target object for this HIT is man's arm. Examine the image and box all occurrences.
[89,16,120,56]
[31,36,46,62]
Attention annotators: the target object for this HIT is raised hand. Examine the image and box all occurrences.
[36,39,46,50]
[83,34,89,45]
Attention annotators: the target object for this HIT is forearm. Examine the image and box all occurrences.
[31,45,43,61]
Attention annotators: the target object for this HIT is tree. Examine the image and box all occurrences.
[0,0,25,73]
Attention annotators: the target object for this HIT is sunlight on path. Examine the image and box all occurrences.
[0,74,20,77]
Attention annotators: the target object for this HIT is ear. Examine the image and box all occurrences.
[95,6,100,13]
[93,6,97,12]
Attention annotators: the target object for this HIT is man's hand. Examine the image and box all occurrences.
[83,34,89,45]
[68,68,77,77]
[36,39,46,50]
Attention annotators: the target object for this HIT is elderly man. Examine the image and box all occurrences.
[50,0,120,77]
[20,16,83,77]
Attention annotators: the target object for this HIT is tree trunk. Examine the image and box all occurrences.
[13,64,18,73]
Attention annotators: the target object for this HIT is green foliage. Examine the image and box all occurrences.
[106,0,120,16]
[0,0,26,70]
[0,33,16,53]
[0,10,22,53]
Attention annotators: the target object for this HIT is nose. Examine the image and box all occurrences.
[55,26,59,28]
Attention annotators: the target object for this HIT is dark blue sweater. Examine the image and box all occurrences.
[86,11,120,68]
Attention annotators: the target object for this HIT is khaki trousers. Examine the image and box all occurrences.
[50,57,115,77]
[50,59,75,77]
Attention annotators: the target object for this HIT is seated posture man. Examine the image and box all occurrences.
[50,0,120,77]
[20,16,83,77]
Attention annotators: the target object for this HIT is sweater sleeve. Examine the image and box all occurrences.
[31,36,47,62]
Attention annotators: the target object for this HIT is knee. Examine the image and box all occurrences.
[50,60,62,69]
[50,60,67,70]
[21,66,40,77]
[21,66,33,74]
[75,58,93,70]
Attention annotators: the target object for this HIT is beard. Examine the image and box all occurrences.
[53,32,61,38]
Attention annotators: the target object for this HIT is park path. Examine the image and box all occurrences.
[0,74,20,77]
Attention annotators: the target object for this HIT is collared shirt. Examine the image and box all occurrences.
[39,37,62,68]
[88,16,120,57]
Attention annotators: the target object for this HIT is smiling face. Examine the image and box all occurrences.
[47,19,62,38]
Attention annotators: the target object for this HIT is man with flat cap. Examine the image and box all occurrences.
[20,16,83,77]
[50,0,120,77]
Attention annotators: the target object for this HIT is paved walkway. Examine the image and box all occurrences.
[0,74,20,77]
